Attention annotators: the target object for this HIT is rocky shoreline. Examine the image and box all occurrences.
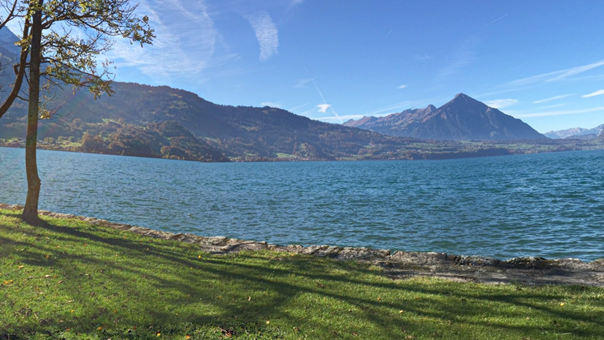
[2,202,604,286]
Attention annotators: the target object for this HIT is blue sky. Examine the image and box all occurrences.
[9,0,604,133]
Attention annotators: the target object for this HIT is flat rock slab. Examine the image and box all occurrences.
[2,203,603,286]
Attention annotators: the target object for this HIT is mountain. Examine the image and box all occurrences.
[545,124,604,139]
[1,28,602,161]
[344,93,546,140]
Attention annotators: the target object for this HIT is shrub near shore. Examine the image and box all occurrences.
[1,208,603,339]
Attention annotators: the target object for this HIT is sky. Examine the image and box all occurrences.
[7,0,604,133]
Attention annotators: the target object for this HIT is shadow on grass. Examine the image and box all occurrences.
[1,209,603,339]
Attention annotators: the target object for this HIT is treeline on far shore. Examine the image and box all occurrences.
[2,118,604,163]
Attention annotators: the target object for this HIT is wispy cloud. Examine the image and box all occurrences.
[537,103,566,110]
[485,99,518,109]
[248,12,279,61]
[295,78,313,88]
[360,98,434,117]
[316,104,331,113]
[261,101,281,108]
[414,53,431,61]
[533,94,573,104]
[288,103,310,112]
[436,37,479,82]
[547,60,604,82]
[316,114,363,123]
[582,89,604,98]
[511,106,604,118]
[504,59,604,87]
[104,0,221,84]
[398,84,407,89]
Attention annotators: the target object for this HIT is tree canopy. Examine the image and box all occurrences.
[0,0,154,222]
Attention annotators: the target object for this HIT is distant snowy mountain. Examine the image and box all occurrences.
[545,124,604,139]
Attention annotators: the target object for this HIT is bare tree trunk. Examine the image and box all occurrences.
[22,3,43,223]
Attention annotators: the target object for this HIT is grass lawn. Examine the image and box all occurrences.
[1,208,603,339]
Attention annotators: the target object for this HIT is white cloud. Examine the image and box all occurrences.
[295,78,313,88]
[533,94,573,104]
[398,84,407,89]
[504,59,604,87]
[511,106,604,118]
[261,101,281,108]
[547,60,604,82]
[582,89,604,98]
[537,103,566,110]
[247,12,279,61]
[316,104,331,113]
[104,0,220,84]
[484,99,519,109]
[414,53,431,61]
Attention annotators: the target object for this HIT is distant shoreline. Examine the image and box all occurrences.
[2,141,604,163]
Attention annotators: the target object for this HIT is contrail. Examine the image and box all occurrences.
[312,79,342,123]
[385,29,393,38]
[331,108,343,124]
[312,79,327,103]
[483,14,508,28]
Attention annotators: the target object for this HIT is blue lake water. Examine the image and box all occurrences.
[1,147,603,261]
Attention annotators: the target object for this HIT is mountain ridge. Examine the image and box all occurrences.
[344,93,546,141]
[545,124,604,139]
[2,28,603,161]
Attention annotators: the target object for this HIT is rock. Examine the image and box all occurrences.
[390,251,450,265]
[455,255,501,267]
[199,236,228,246]
[504,257,554,269]
[3,202,604,286]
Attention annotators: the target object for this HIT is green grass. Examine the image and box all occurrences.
[1,209,603,339]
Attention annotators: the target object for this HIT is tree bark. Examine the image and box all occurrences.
[22,2,43,223]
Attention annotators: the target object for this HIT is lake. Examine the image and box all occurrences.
[1,147,603,261]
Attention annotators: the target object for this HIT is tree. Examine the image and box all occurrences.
[0,0,153,223]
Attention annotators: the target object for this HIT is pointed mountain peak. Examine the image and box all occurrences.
[426,104,437,111]
[442,93,486,109]
[451,93,480,102]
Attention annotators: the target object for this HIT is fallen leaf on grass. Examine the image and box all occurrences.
[220,328,235,337]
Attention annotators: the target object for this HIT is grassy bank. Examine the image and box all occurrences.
[1,208,603,339]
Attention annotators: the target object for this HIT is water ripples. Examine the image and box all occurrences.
[1,147,603,260]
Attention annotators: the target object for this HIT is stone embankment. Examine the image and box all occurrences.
[2,203,604,286]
